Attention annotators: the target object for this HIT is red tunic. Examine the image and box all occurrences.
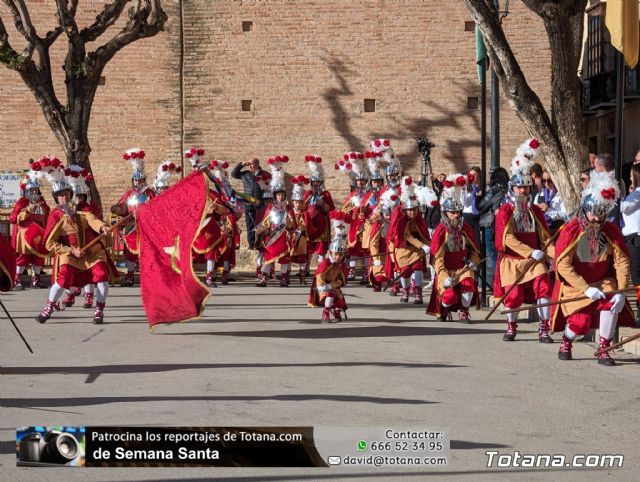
[9,196,50,256]
[493,202,550,296]
[303,190,335,243]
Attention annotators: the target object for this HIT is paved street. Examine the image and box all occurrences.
[1,275,639,481]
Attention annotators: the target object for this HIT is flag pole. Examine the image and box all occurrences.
[614,48,625,225]
[480,54,488,306]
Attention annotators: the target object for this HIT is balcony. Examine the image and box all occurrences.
[582,65,640,116]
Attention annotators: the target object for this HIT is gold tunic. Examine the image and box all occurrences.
[395,222,429,269]
[45,212,108,271]
[499,213,554,287]
[555,232,629,316]
[315,262,346,302]
[433,235,481,294]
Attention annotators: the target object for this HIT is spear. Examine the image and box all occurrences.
[0,299,34,353]
[79,213,134,255]
[499,287,636,315]
[594,331,640,357]
[485,209,579,321]
[485,232,559,320]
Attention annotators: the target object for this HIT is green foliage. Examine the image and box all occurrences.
[72,63,87,78]
[0,46,22,70]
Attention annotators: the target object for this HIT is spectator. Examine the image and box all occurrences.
[530,162,544,205]
[231,158,265,249]
[623,149,640,194]
[540,172,567,233]
[426,174,445,229]
[589,152,597,169]
[594,152,625,221]
[463,166,482,245]
[476,166,509,289]
[621,164,640,327]
[579,168,591,191]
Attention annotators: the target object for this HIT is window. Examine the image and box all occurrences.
[241,100,252,111]
[585,8,605,78]
[242,21,253,32]
[464,21,475,32]
[467,97,479,109]
[364,99,376,112]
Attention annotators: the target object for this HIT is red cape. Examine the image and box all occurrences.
[303,191,334,240]
[429,221,479,262]
[493,202,550,296]
[494,202,549,252]
[426,222,480,316]
[387,205,430,248]
[550,218,635,332]
[0,233,16,291]
[9,196,50,250]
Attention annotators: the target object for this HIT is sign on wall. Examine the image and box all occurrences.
[0,170,24,209]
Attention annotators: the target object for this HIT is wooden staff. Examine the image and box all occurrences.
[350,252,390,262]
[499,287,636,315]
[484,230,561,320]
[595,331,640,356]
[79,213,134,255]
[456,256,488,281]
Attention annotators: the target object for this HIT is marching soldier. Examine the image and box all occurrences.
[426,174,480,322]
[191,154,228,287]
[207,160,241,285]
[290,176,310,284]
[308,210,350,322]
[36,163,116,324]
[551,171,636,365]
[110,148,156,287]
[337,152,375,283]
[255,156,296,287]
[386,177,432,303]
[371,139,403,295]
[303,156,335,269]
[62,165,101,308]
[9,159,50,290]
[494,139,555,342]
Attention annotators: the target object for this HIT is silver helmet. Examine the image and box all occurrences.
[581,171,619,218]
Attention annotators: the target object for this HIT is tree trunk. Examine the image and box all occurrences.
[463,0,588,212]
[1,0,167,213]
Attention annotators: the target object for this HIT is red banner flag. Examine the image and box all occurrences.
[136,171,211,328]
[0,233,16,292]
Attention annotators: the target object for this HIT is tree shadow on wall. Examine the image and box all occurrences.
[322,56,366,153]
[322,54,484,173]
[383,81,485,174]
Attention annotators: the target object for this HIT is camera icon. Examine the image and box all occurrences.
[18,430,82,466]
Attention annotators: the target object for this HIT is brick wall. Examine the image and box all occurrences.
[0,0,551,216]
[0,0,182,210]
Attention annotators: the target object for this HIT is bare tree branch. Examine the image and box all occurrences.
[1,0,40,61]
[463,0,587,209]
[463,0,557,142]
[90,0,167,75]
[54,0,79,37]
[80,0,129,43]
[0,14,21,69]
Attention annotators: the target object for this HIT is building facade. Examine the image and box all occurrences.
[0,1,551,213]
[582,0,640,176]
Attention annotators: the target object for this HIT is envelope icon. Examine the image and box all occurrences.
[328,456,341,465]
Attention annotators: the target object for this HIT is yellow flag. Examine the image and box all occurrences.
[606,0,640,68]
